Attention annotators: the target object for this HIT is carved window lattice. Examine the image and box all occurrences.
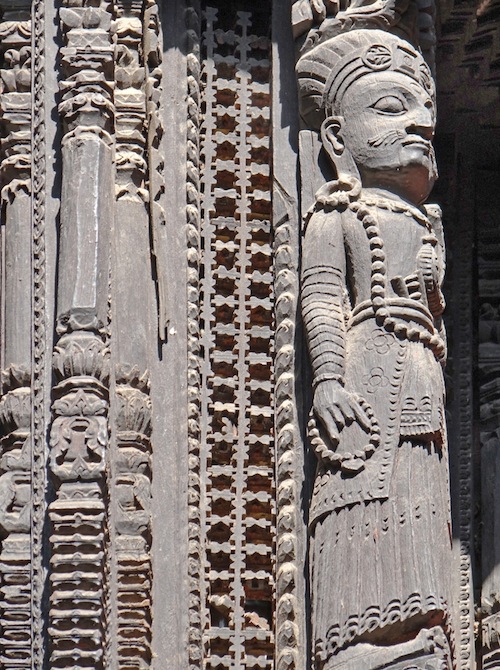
[199,3,275,667]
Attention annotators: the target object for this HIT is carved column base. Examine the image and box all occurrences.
[48,482,107,667]
[116,536,152,668]
[0,534,31,668]
[326,627,451,670]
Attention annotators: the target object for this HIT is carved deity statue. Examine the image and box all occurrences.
[297,29,454,669]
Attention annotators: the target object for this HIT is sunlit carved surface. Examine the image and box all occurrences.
[0,0,498,667]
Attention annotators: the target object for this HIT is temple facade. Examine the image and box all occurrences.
[0,0,498,667]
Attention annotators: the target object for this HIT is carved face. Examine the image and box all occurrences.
[325,71,437,204]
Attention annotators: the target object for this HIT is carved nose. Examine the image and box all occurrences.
[406,122,434,141]
[406,108,435,140]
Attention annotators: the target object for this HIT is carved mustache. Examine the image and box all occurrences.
[368,129,406,147]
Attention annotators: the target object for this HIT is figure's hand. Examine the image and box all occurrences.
[313,380,370,444]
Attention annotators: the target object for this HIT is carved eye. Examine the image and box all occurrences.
[371,96,406,114]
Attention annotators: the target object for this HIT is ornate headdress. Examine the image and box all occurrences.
[296,28,434,130]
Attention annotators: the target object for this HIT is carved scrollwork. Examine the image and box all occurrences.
[53,332,110,382]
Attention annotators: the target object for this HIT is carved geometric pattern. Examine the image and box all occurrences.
[199,4,274,667]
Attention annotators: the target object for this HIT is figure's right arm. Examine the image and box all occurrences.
[302,209,347,390]
[303,210,370,445]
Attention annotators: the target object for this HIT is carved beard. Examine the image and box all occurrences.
[349,133,438,204]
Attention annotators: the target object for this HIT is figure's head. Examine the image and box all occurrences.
[297,30,437,204]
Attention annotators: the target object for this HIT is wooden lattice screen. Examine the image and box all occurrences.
[198,3,275,666]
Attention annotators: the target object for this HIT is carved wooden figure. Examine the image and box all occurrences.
[297,28,453,669]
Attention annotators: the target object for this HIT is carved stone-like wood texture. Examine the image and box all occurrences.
[198,3,275,667]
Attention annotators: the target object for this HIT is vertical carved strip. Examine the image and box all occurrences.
[273,132,301,670]
[272,7,305,668]
[185,2,204,667]
[0,4,32,667]
[114,378,152,668]
[476,170,500,669]
[31,0,46,661]
[111,0,155,665]
[145,0,167,339]
[452,162,475,670]
[48,1,115,666]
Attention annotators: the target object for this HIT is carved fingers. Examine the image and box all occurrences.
[314,380,370,445]
[310,381,380,473]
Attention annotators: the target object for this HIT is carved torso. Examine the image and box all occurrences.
[303,190,452,667]
[305,192,447,522]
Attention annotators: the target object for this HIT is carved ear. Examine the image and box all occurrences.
[321,116,345,159]
[320,115,360,183]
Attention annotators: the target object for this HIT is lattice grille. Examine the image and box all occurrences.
[199,3,275,667]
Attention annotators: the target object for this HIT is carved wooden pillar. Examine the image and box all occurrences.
[49,0,114,665]
[0,2,32,665]
[111,0,156,664]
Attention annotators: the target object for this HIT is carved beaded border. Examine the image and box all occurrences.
[273,203,301,668]
[31,0,46,664]
[185,2,204,667]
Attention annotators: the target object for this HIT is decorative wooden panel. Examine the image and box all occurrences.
[198,3,275,667]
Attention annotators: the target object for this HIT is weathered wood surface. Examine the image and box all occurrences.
[0,0,497,667]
